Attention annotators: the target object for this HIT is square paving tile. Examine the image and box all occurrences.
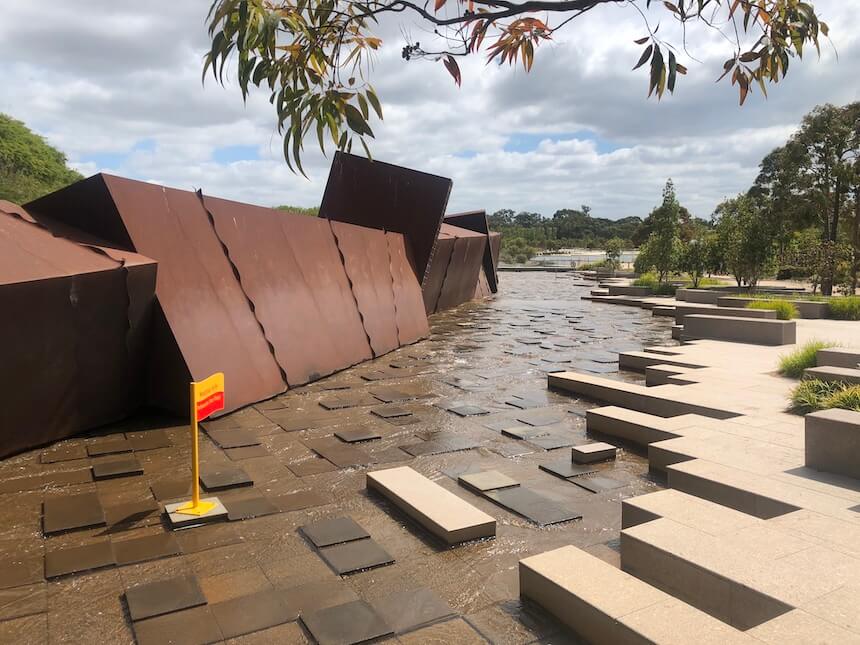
[224,445,269,461]
[200,467,253,491]
[128,431,172,451]
[272,490,328,512]
[125,575,207,621]
[334,426,382,443]
[211,589,294,639]
[490,443,535,458]
[40,445,87,463]
[371,587,456,634]
[400,437,481,457]
[305,440,372,468]
[133,606,222,645]
[86,438,133,456]
[382,414,422,427]
[0,556,43,590]
[528,434,575,451]
[301,599,392,645]
[318,538,394,575]
[113,532,181,565]
[206,429,260,449]
[42,492,105,535]
[483,487,581,526]
[104,499,161,530]
[223,494,279,521]
[287,458,338,477]
[504,398,544,410]
[370,387,414,403]
[151,478,192,501]
[280,579,358,621]
[370,405,412,419]
[45,469,92,487]
[483,417,529,432]
[501,426,548,440]
[516,409,567,427]
[458,471,520,493]
[301,517,369,548]
[570,475,626,494]
[538,461,598,480]
[449,405,490,417]
[44,540,114,578]
[91,456,144,480]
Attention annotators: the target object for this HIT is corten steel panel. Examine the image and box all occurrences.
[421,235,455,315]
[319,152,453,286]
[489,232,501,275]
[330,221,399,356]
[435,227,487,312]
[202,195,372,386]
[100,176,287,412]
[474,267,492,299]
[444,210,498,293]
[385,231,430,345]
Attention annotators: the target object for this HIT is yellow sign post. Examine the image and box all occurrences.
[174,372,225,517]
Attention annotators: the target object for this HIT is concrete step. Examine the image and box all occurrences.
[816,347,860,369]
[674,304,777,324]
[519,545,757,644]
[682,315,796,346]
[805,408,860,479]
[618,350,704,372]
[648,435,803,476]
[802,365,860,385]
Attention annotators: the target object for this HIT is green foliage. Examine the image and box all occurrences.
[634,180,682,283]
[777,340,838,378]
[578,259,610,271]
[500,236,536,264]
[714,193,776,289]
[0,114,83,203]
[828,296,860,320]
[633,272,677,295]
[678,234,716,288]
[790,380,860,414]
[746,300,797,320]
[603,237,625,270]
[488,207,640,251]
[275,204,319,216]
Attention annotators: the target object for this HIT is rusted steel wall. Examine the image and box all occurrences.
[0,204,157,458]
[319,152,452,286]
[422,223,488,314]
[444,210,499,293]
[421,233,455,315]
[386,231,431,344]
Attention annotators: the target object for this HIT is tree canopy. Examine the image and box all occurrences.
[0,114,83,204]
[204,0,830,173]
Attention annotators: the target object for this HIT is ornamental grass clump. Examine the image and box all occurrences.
[828,296,860,321]
[790,380,860,414]
[746,299,798,320]
[778,340,839,378]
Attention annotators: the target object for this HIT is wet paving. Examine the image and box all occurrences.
[0,272,675,644]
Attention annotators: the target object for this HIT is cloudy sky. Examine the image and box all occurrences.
[1,1,857,220]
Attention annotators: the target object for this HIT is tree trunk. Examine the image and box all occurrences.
[853,186,859,294]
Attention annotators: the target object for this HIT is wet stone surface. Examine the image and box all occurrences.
[0,273,670,642]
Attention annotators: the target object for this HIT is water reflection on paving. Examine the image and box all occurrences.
[0,272,675,643]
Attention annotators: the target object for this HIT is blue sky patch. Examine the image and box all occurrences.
[504,131,620,154]
[212,144,260,163]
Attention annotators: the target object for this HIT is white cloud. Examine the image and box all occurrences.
[0,0,857,218]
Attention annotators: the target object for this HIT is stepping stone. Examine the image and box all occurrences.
[539,461,598,480]
[302,516,369,548]
[400,437,480,457]
[371,587,456,635]
[271,490,328,512]
[128,431,172,452]
[200,467,253,491]
[483,417,529,432]
[87,438,133,457]
[150,478,191,501]
[370,405,412,419]
[490,443,535,458]
[0,555,43,590]
[458,471,519,493]
[318,538,395,575]
[570,475,626,494]
[44,540,114,578]
[40,445,87,463]
[287,458,338,477]
[528,434,576,450]
[483,487,581,526]
[113,532,181,565]
[305,440,372,468]
[516,410,567,427]
[280,579,359,621]
[335,426,382,443]
[211,589,294,639]
[206,429,259,449]
[175,524,242,554]
[224,445,269,461]
[361,369,396,381]
[301,599,393,645]
[42,492,105,535]
[44,469,92,487]
[104,499,161,530]
[371,387,415,403]
[501,426,548,440]
[132,606,221,645]
[572,442,617,464]
[222,494,279,521]
[164,497,228,530]
[92,456,144,480]
[504,398,544,410]
[382,414,421,426]
[448,405,490,417]
[125,575,207,621]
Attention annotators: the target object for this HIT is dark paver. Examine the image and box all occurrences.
[528,434,575,451]
[280,579,358,621]
[44,540,114,578]
[91,456,143,480]
[223,494,279,521]
[370,405,412,419]
[483,487,581,526]
[128,431,172,452]
[206,429,260,449]
[103,499,161,530]
[200,467,253,491]
[224,445,269,461]
[287,458,338,477]
[271,490,328,512]
[458,471,519,493]
[570,475,626,494]
[113,532,181,566]
[132,606,222,645]
[400,436,481,456]
[318,538,394,575]
[150,478,191,501]
[0,556,43,590]
[301,599,392,645]
[42,492,105,535]
[371,587,456,635]
[301,517,368,548]
[211,589,294,639]
[449,405,490,417]
[40,445,87,463]
[539,461,598,480]
[86,439,133,457]
[125,575,207,621]
[334,426,382,443]
[305,440,372,468]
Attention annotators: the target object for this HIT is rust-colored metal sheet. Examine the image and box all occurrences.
[421,234,455,315]
[489,232,501,276]
[202,195,372,385]
[474,267,492,299]
[319,152,452,286]
[385,231,430,344]
[0,206,157,458]
[329,221,399,356]
[434,224,487,313]
[444,210,498,293]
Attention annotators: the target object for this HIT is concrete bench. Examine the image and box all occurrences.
[608,285,652,296]
[681,315,796,345]
[805,408,860,479]
[675,288,720,304]
[519,545,756,644]
[366,466,496,545]
[585,406,706,445]
[674,304,776,324]
[618,350,704,372]
[802,366,860,385]
[817,347,860,369]
[716,296,830,319]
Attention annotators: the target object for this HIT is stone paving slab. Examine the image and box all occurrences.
[125,575,207,621]
[371,587,456,635]
[301,599,393,645]
[317,537,394,575]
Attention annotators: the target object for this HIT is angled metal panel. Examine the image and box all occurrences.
[421,234,455,315]
[444,210,498,293]
[385,231,430,344]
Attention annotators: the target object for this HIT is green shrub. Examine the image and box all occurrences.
[633,272,659,288]
[746,300,798,320]
[823,385,860,412]
[778,340,839,378]
[828,296,860,321]
[790,379,844,413]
